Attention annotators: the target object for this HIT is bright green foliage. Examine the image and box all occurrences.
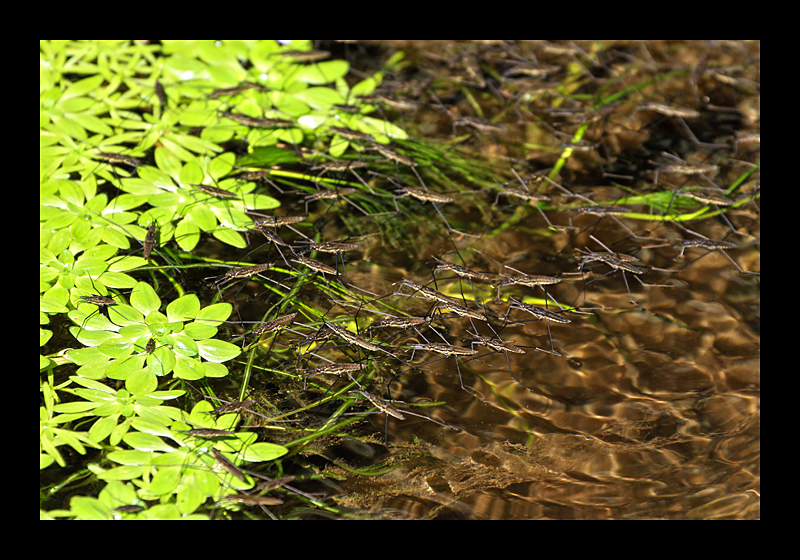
[88,401,287,512]
[121,150,279,250]
[67,282,240,380]
[40,40,413,519]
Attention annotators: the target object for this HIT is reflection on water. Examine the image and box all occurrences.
[318,40,759,519]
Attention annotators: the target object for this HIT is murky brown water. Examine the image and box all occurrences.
[312,40,759,519]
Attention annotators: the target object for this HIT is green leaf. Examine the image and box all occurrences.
[131,281,161,315]
[202,362,229,378]
[183,322,218,340]
[179,160,205,186]
[126,369,158,394]
[196,302,232,323]
[211,228,247,248]
[174,218,200,251]
[294,87,345,109]
[123,431,176,453]
[155,145,183,181]
[105,354,146,380]
[240,442,288,462]
[197,339,241,363]
[107,449,157,466]
[294,60,349,84]
[70,496,113,520]
[149,466,183,496]
[88,414,119,443]
[167,294,200,321]
[129,418,173,438]
[173,355,206,380]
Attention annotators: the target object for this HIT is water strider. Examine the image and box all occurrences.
[431,257,491,281]
[142,224,157,260]
[304,362,368,377]
[212,400,257,415]
[253,215,307,228]
[491,169,560,232]
[191,183,240,199]
[179,428,237,438]
[222,494,284,507]
[395,185,453,204]
[635,102,702,119]
[396,278,460,307]
[94,152,144,168]
[275,49,331,62]
[371,143,416,167]
[678,188,735,207]
[436,302,488,322]
[76,293,120,328]
[292,255,338,276]
[245,313,299,338]
[354,390,406,420]
[311,160,368,173]
[675,238,738,258]
[508,297,572,324]
[671,236,757,276]
[209,447,249,483]
[323,321,396,357]
[208,81,266,99]
[218,111,296,129]
[301,241,361,254]
[214,263,276,285]
[72,273,141,335]
[505,296,573,358]
[328,126,376,143]
[368,315,432,330]
[302,187,367,215]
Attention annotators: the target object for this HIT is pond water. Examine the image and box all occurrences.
[306,40,760,519]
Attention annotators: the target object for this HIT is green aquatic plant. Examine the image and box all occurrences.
[40,40,423,519]
[67,281,240,379]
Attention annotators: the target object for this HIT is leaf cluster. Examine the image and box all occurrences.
[41,40,412,519]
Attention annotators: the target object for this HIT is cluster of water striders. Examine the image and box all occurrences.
[180,144,758,428]
[78,40,760,435]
